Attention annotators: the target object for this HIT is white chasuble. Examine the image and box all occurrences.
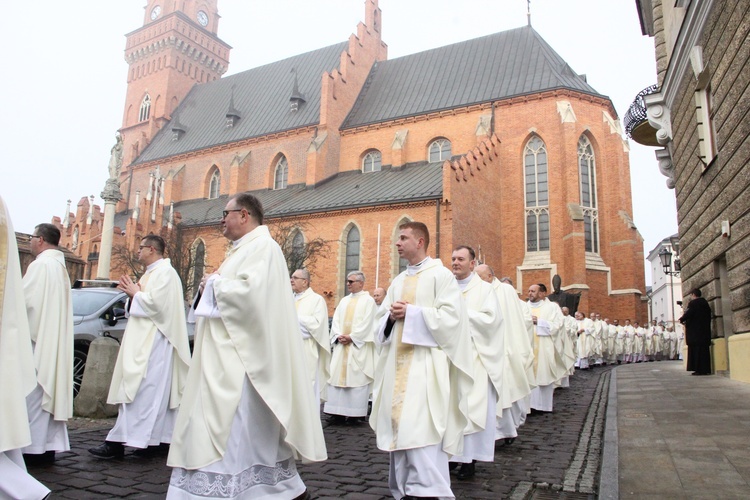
[490,279,535,411]
[0,197,37,453]
[370,258,473,456]
[23,248,74,422]
[461,274,504,432]
[294,287,331,396]
[167,226,326,470]
[526,299,565,387]
[328,291,376,388]
[108,258,191,408]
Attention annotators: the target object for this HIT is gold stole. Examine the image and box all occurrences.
[390,275,419,447]
[531,306,541,375]
[336,295,360,385]
[0,202,8,319]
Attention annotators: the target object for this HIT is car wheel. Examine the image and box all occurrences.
[73,348,88,398]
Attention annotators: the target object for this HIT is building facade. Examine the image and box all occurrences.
[646,235,683,329]
[627,0,750,381]
[56,0,647,322]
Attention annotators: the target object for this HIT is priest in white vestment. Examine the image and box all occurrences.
[604,318,618,364]
[324,271,376,422]
[575,311,594,370]
[448,248,503,480]
[0,196,50,498]
[633,322,646,363]
[167,193,326,500]
[22,223,74,462]
[89,235,191,459]
[371,221,473,500]
[558,307,577,385]
[525,284,565,413]
[291,268,331,408]
[475,267,535,446]
[590,313,604,366]
[623,320,636,363]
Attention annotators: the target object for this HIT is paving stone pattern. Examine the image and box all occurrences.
[28,366,614,499]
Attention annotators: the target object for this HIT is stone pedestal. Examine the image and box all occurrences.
[73,337,120,418]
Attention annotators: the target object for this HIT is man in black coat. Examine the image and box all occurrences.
[679,288,712,375]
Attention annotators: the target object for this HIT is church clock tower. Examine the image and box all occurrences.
[119,0,231,168]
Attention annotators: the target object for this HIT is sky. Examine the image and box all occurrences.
[0,0,677,283]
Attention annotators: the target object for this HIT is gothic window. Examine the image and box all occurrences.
[190,240,206,296]
[524,136,549,252]
[274,156,288,190]
[289,230,305,270]
[362,150,382,173]
[208,169,220,199]
[428,138,452,162]
[139,94,151,122]
[343,224,360,293]
[578,136,599,253]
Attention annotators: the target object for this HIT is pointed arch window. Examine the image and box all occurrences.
[362,150,382,173]
[209,169,220,199]
[428,138,452,162]
[289,230,305,270]
[578,136,599,253]
[524,136,549,252]
[139,94,151,122]
[274,156,288,190]
[343,225,360,293]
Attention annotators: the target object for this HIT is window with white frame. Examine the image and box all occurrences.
[208,170,220,199]
[139,94,151,122]
[362,150,382,173]
[274,156,288,190]
[428,138,452,162]
[578,136,599,253]
[524,136,549,252]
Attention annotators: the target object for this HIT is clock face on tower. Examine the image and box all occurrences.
[197,10,208,27]
[150,5,161,20]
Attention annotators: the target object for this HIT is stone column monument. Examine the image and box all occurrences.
[97,134,123,279]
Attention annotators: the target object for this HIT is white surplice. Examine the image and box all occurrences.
[525,299,565,412]
[294,287,330,405]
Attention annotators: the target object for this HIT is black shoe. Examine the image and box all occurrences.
[505,437,516,445]
[133,444,170,457]
[88,441,124,459]
[457,461,476,479]
[292,490,311,500]
[326,414,347,425]
[448,461,459,471]
[23,450,55,466]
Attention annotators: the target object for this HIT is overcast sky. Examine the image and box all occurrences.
[0,0,677,283]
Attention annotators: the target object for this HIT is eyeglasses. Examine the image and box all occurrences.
[291,276,307,281]
[346,280,362,285]
[222,209,243,218]
[29,235,42,242]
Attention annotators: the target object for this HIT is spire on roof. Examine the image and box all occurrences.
[527,0,532,27]
[289,68,306,112]
[226,85,241,127]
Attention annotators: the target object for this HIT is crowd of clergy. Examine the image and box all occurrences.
[1,191,687,500]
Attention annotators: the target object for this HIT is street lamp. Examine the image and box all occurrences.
[658,245,681,332]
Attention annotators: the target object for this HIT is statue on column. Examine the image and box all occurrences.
[103,134,124,201]
[547,274,580,314]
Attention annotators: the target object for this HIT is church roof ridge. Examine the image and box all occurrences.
[341,25,604,129]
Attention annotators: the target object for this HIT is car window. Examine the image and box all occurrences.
[72,291,119,316]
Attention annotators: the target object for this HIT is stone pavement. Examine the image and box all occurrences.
[28,366,615,499]
[602,361,750,500]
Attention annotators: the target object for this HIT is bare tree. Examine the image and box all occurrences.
[268,219,332,275]
[111,243,143,280]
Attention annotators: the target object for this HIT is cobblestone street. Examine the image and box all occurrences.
[28,365,617,499]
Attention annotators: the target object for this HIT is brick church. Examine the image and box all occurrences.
[57,0,647,321]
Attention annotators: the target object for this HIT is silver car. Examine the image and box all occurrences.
[71,281,128,396]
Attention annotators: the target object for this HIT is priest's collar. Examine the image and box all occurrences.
[406,256,431,276]
[456,273,474,290]
[528,299,543,307]
[146,258,164,272]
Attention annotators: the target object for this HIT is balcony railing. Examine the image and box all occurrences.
[624,84,659,146]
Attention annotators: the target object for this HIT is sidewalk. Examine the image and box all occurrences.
[602,361,750,499]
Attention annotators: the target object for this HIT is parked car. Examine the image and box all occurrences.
[71,280,128,397]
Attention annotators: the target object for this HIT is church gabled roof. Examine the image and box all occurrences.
[170,161,443,226]
[134,42,348,164]
[342,26,603,129]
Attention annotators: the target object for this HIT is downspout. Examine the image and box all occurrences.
[435,199,441,259]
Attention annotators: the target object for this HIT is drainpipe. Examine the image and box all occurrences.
[435,199,441,259]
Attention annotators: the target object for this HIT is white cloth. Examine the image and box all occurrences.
[168,225,326,471]
[495,406,518,440]
[529,384,555,412]
[389,445,454,500]
[324,385,370,417]
[295,287,330,404]
[0,450,50,500]
[24,383,69,454]
[107,331,177,448]
[167,377,306,499]
[0,196,49,497]
[23,247,74,453]
[453,381,497,463]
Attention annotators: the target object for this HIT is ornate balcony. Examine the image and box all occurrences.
[624,84,660,146]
